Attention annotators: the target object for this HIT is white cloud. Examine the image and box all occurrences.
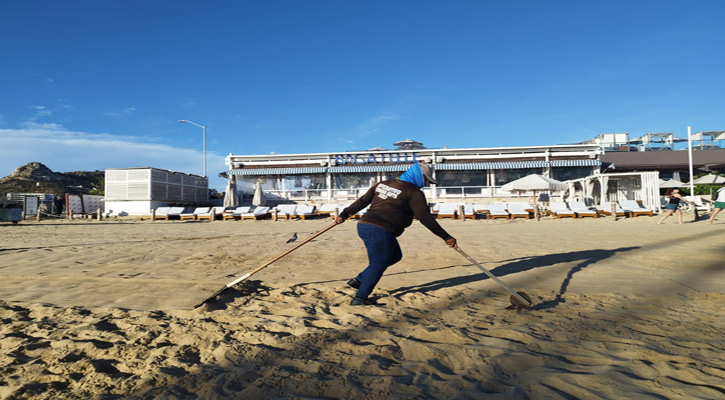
[0,124,228,191]
[27,106,52,122]
[103,107,137,117]
[356,114,399,135]
[56,99,73,109]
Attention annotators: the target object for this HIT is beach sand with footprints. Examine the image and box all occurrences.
[1,216,724,399]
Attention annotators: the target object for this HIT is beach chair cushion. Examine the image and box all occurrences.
[293,205,316,219]
[569,201,598,218]
[436,203,458,219]
[507,202,532,218]
[620,200,654,217]
[276,204,297,219]
[488,202,510,219]
[549,202,575,218]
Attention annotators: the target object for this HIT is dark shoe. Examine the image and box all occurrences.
[347,278,361,289]
[350,296,380,306]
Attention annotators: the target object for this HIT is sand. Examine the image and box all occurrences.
[1,215,724,399]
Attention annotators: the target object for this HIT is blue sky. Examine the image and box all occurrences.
[1,0,723,190]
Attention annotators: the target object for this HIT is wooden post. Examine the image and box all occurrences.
[79,194,86,215]
[459,204,466,221]
[36,209,41,222]
[68,210,73,220]
[611,203,617,221]
[211,208,216,221]
[97,208,102,221]
[151,209,156,221]
[273,209,278,221]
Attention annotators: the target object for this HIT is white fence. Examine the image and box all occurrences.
[258,186,551,203]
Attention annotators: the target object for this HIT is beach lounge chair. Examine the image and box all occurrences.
[548,202,575,218]
[488,202,510,220]
[275,204,298,220]
[196,206,227,221]
[458,204,476,220]
[315,204,340,219]
[507,202,532,219]
[569,201,598,218]
[155,207,186,220]
[222,206,251,220]
[620,200,654,217]
[292,204,316,220]
[240,206,271,220]
[435,203,458,219]
[472,204,489,218]
[180,207,211,221]
[597,201,626,217]
[685,196,711,214]
[138,206,170,221]
[597,201,625,217]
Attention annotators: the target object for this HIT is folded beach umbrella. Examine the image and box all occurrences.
[223,178,238,208]
[252,181,266,206]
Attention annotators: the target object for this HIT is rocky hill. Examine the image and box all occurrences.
[0,162,104,199]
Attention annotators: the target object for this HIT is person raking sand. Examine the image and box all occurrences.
[336,162,457,306]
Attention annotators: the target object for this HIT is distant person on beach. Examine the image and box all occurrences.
[335,162,457,306]
[708,183,725,225]
[658,188,692,224]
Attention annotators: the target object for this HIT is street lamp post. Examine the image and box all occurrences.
[687,126,694,196]
[178,120,206,177]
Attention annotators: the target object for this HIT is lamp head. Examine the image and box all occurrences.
[177,120,186,123]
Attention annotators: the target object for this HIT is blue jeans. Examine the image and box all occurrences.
[355,223,403,299]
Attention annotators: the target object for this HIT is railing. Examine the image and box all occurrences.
[259,186,555,203]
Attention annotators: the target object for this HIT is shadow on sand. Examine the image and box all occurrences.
[199,280,272,311]
[390,246,641,309]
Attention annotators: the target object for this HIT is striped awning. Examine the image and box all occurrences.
[549,159,601,167]
[437,161,548,170]
[228,167,327,176]
[437,160,600,170]
[226,159,601,176]
[328,164,412,173]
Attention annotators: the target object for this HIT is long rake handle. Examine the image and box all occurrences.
[194,221,339,308]
[454,247,531,306]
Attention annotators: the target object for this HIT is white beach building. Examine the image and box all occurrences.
[104,167,208,216]
[223,143,605,204]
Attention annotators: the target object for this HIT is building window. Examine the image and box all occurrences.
[551,167,594,181]
[438,171,487,194]
[333,173,377,189]
[283,174,326,196]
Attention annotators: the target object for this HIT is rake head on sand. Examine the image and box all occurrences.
[454,247,533,310]
[194,222,338,309]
